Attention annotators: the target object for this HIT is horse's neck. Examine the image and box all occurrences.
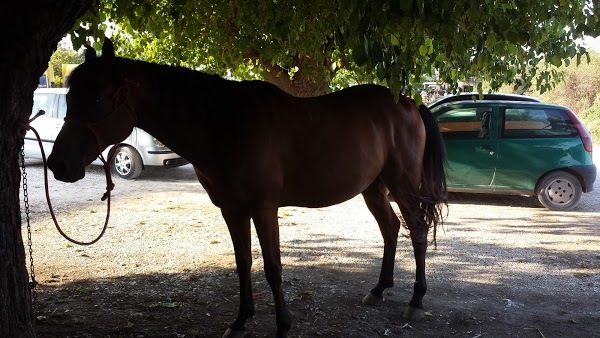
[123,60,233,169]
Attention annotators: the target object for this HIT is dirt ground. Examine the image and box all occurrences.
[20,159,600,338]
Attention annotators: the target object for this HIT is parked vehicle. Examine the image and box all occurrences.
[428,92,540,109]
[23,88,188,179]
[430,94,596,210]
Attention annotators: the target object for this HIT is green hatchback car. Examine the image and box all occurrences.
[431,96,596,210]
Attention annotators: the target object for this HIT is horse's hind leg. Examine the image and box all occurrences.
[221,209,255,338]
[381,157,429,321]
[395,194,429,321]
[361,178,402,305]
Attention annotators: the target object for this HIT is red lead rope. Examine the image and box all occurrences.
[22,110,114,245]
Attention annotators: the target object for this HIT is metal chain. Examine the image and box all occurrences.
[20,147,37,304]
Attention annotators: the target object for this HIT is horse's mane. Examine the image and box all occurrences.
[67,57,226,92]
[69,56,240,119]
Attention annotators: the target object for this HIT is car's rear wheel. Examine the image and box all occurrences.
[537,171,582,211]
[112,146,143,180]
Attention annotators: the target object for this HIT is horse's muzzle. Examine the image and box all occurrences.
[47,154,86,183]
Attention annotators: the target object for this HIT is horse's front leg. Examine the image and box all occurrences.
[221,209,254,338]
[252,207,291,337]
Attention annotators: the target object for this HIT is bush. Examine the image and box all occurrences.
[579,94,600,143]
[535,52,600,115]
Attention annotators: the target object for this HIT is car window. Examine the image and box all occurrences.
[502,108,578,138]
[435,107,493,139]
[32,93,54,117]
[57,94,67,119]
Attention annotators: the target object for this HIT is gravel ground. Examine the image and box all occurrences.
[18,150,600,337]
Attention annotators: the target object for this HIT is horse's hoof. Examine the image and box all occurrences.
[403,305,424,321]
[223,327,246,338]
[362,292,384,306]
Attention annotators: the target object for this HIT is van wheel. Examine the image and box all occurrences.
[112,146,143,179]
[537,171,582,211]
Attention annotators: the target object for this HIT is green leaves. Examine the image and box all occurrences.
[419,38,433,56]
[550,55,563,67]
[70,0,599,98]
[352,41,368,67]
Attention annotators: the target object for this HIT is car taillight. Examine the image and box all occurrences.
[565,110,593,152]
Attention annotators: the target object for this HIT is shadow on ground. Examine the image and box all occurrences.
[448,192,542,208]
[33,235,599,338]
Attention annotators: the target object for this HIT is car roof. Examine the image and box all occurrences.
[430,98,569,113]
[428,92,540,109]
[34,87,68,94]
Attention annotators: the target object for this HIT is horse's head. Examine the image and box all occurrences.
[48,37,137,182]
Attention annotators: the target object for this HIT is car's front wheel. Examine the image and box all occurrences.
[112,146,143,180]
[537,171,582,211]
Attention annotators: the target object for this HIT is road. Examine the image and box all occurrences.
[18,150,600,337]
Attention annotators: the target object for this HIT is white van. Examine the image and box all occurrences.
[23,88,188,179]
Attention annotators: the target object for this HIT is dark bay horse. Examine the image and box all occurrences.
[47,38,447,337]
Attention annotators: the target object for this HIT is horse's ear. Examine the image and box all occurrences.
[101,37,115,59]
[84,45,97,61]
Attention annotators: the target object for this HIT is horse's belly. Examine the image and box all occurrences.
[279,166,381,208]
[279,191,361,208]
[279,138,387,207]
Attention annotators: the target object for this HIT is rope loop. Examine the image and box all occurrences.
[22,116,114,245]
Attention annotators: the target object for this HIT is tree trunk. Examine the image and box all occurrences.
[262,62,329,97]
[0,2,92,336]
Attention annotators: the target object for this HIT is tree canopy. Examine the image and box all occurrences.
[70,0,600,99]
[70,1,600,99]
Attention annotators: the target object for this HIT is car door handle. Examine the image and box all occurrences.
[480,144,494,155]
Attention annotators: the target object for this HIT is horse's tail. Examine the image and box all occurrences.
[418,104,448,248]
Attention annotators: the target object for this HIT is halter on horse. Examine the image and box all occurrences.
[47,37,447,337]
